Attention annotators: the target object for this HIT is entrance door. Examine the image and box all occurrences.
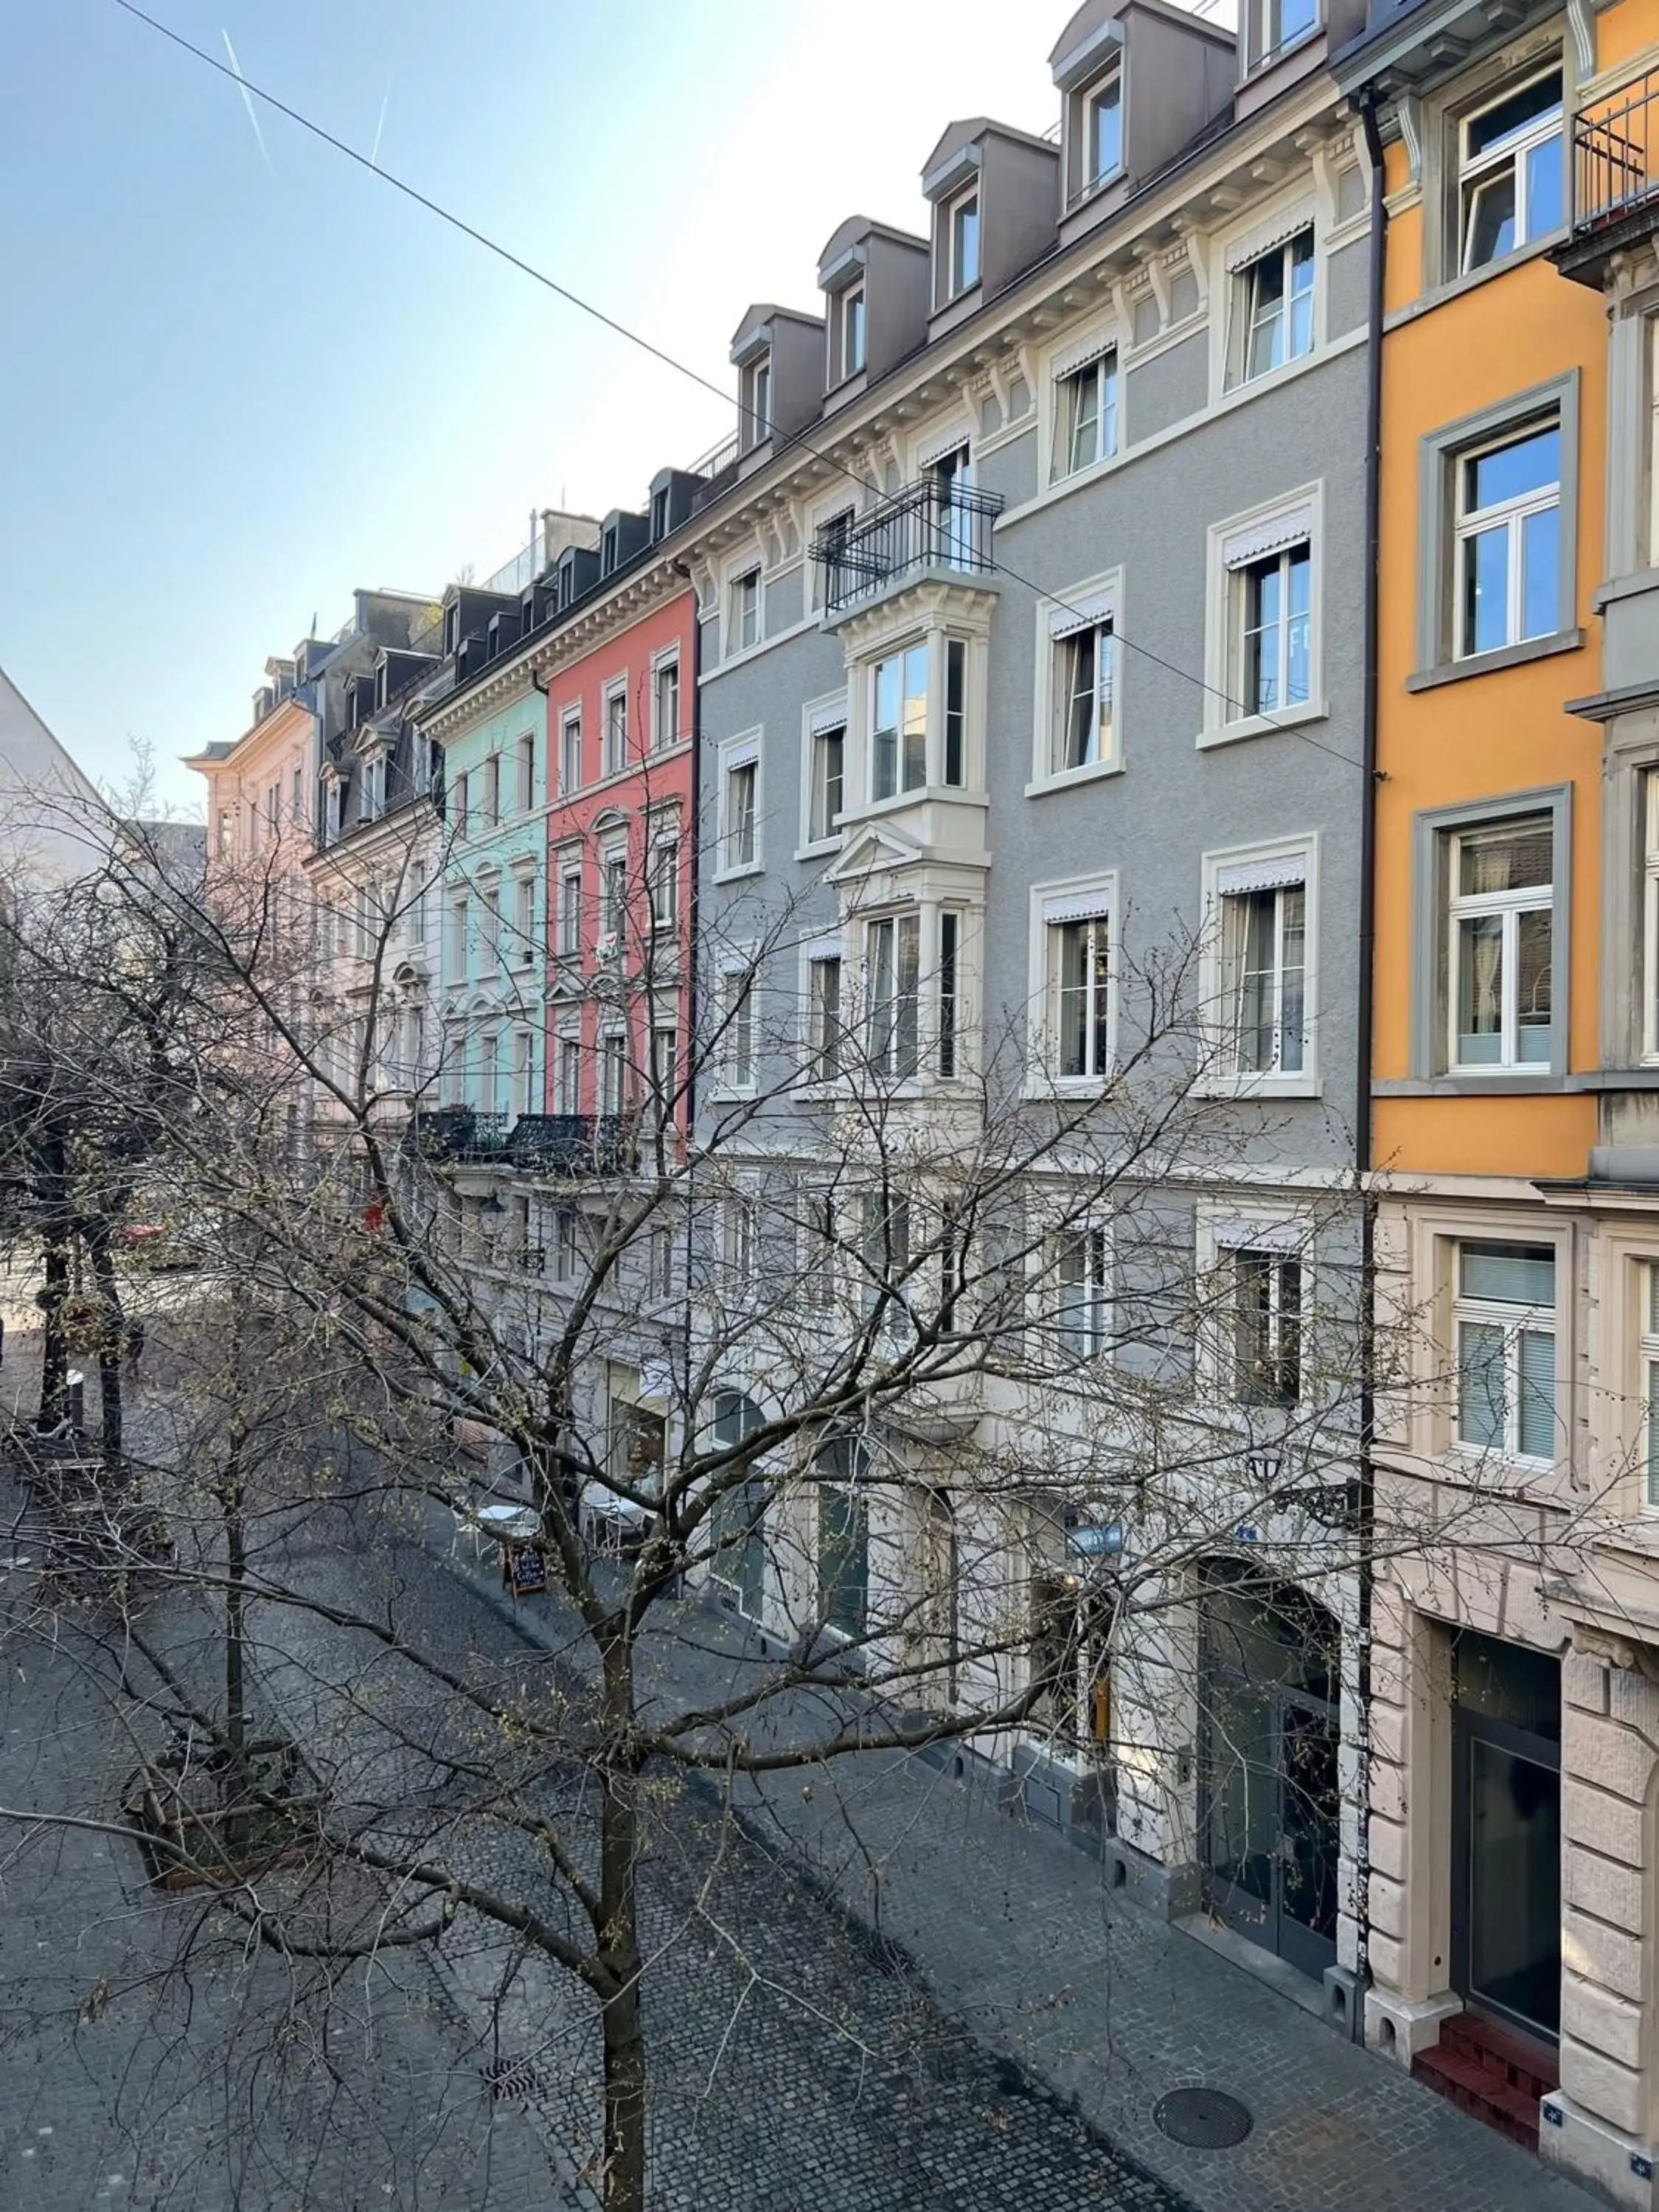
[1451,1631,1561,2042]
[1200,1567,1342,1980]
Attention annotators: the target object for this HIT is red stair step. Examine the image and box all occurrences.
[1413,2042,1541,2149]
[1439,2013,1558,2101]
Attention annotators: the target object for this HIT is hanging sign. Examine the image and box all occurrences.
[507,1545,548,1597]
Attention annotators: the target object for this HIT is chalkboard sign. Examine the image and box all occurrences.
[507,1545,548,1597]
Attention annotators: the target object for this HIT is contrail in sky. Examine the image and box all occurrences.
[220,28,271,170]
[370,75,392,170]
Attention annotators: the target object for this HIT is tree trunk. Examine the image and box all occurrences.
[597,1648,647,2212]
[86,1221,124,1472]
[36,1211,71,1433]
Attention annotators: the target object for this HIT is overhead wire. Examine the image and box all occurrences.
[108,0,1365,773]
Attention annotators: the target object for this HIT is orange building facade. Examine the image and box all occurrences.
[1345,0,1659,2192]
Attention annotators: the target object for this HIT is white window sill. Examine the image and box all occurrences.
[1197,698,1329,751]
[1222,345,1319,408]
[707,1085,759,1104]
[714,860,765,885]
[857,785,990,821]
[1450,1443,1557,1476]
[1042,446,1123,502]
[1026,1074,1113,1100]
[1025,759,1124,799]
[794,835,844,863]
[1194,1072,1321,1100]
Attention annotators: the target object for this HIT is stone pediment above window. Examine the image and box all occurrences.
[823,818,927,894]
[392,957,431,992]
[591,806,631,835]
[546,970,588,1006]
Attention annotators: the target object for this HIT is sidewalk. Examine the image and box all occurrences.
[429,1512,1601,2212]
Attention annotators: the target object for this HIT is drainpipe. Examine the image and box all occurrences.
[1350,83,1388,2042]
[672,563,702,1334]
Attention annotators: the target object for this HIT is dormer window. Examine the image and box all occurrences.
[742,353,773,449]
[442,603,459,655]
[842,288,866,376]
[1247,0,1318,71]
[651,487,669,540]
[1083,73,1122,192]
[602,524,619,574]
[947,189,981,297]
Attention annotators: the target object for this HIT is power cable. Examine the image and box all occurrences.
[108,0,1365,773]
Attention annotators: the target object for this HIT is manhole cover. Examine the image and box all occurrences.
[1153,2086,1253,2148]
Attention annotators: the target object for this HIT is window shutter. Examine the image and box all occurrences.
[1224,205,1315,274]
[807,699,848,737]
[1222,506,1315,571]
[723,734,761,772]
[1214,851,1309,897]
[1517,1328,1556,1458]
[1051,329,1116,382]
[1048,589,1117,641]
[1041,886,1113,925]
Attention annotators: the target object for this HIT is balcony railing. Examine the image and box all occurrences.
[1573,71,1659,231]
[812,478,1004,616]
[407,1108,631,1174]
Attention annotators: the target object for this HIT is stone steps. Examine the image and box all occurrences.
[1413,2014,1559,2152]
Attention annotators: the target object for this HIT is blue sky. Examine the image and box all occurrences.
[1,0,1082,811]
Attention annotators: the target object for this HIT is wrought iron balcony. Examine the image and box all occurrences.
[813,478,1004,616]
[405,1108,631,1176]
[1557,72,1659,285]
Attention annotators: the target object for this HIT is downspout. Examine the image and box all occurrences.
[674,564,703,1136]
[1350,83,1388,2040]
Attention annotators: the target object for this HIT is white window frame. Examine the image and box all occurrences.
[730,566,762,656]
[649,830,679,936]
[559,707,582,798]
[1644,773,1659,1064]
[1641,1261,1659,1509]
[1453,420,1561,661]
[1444,814,1555,1074]
[1231,226,1316,388]
[552,1205,581,1284]
[479,881,501,975]
[723,1192,757,1278]
[554,854,582,961]
[651,652,681,752]
[1247,0,1319,72]
[865,911,921,1082]
[1457,67,1565,276]
[515,730,536,813]
[1082,70,1123,195]
[1201,484,1324,748]
[799,697,848,853]
[1028,877,1118,1093]
[598,1026,629,1117]
[1451,1238,1558,1464]
[841,285,866,379]
[945,186,981,299]
[1230,1247,1304,1408]
[599,845,628,949]
[717,733,762,880]
[869,640,930,804]
[602,681,629,778]
[554,1028,581,1115]
[1051,349,1119,482]
[1200,838,1319,1096]
[717,958,757,1095]
[744,354,772,449]
[509,1028,534,1121]
[1047,1225,1110,1361]
[1030,569,1121,793]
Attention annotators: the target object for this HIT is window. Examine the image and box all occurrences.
[1239,544,1312,716]
[860,1190,911,1322]
[1029,1568,1113,1753]
[1051,619,1116,774]
[647,1220,676,1301]
[1085,74,1122,190]
[1052,1229,1109,1360]
[653,657,681,751]
[516,732,536,813]
[1248,0,1317,68]
[1039,890,1113,1082]
[723,1194,755,1277]
[602,850,628,942]
[801,1189,838,1305]
[1235,229,1315,384]
[731,568,761,654]
[867,914,920,1079]
[512,872,536,967]
[943,639,967,787]
[553,1206,581,1281]
[1217,855,1307,1077]
[1447,815,1553,1070]
[216,809,232,858]
[479,1028,502,1116]
[554,1031,581,1114]
[808,953,843,1082]
[814,507,855,611]
[555,860,582,959]
[745,354,772,447]
[1642,1266,1659,1508]
[1644,776,1659,1061]
[871,645,928,802]
[510,1031,533,1119]
[484,754,501,826]
[711,1392,768,1618]
[1458,71,1563,274]
[454,771,470,836]
[649,1023,678,1127]
[721,746,759,872]
[446,896,469,980]
[817,1437,869,1639]
[1455,422,1560,658]
[1454,1241,1555,1460]
[806,719,845,845]
[480,886,501,973]
[560,710,582,796]
[599,1029,628,1116]
[1233,1250,1301,1407]
[1054,352,1118,478]
[603,686,628,776]
[938,912,959,1079]
[841,286,866,378]
[722,970,756,1090]
[947,189,980,298]
[649,836,678,933]
[291,765,305,823]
